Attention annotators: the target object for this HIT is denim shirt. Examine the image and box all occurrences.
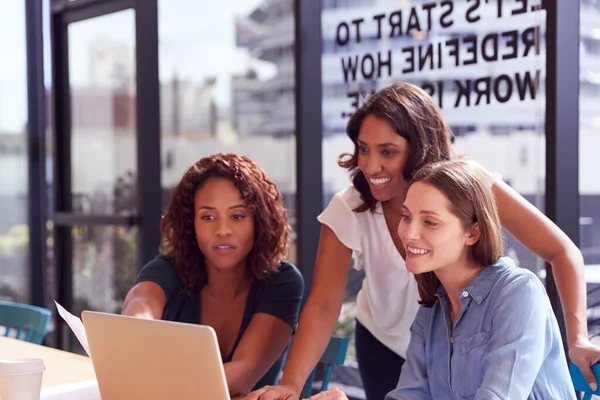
[386,257,575,400]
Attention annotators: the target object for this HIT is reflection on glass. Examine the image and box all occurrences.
[70,225,137,353]
[580,0,600,339]
[0,0,29,303]
[321,0,546,374]
[158,0,297,262]
[68,10,137,215]
[72,225,138,315]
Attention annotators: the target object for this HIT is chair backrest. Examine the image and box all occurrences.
[300,336,349,398]
[0,301,52,344]
[570,361,600,400]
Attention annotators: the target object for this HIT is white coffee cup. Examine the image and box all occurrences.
[0,358,46,400]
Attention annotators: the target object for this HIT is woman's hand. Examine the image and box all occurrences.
[244,384,301,400]
[121,282,166,319]
[569,338,600,391]
[306,388,349,400]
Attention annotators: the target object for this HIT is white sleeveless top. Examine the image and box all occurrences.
[317,186,420,359]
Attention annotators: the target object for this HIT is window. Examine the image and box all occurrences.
[580,0,600,339]
[158,0,297,263]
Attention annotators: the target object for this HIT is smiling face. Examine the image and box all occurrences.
[398,181,480,275]
[356,115,411,203]
[194,177,255,273]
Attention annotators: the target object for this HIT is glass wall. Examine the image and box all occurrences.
[580,0,600,340]
[321,0,546,387]
[158,0,297,262]
[0,0,29,303]
[9,0,594,367]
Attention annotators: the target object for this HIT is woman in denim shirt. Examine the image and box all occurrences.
[387,159,575,399]
[308,159,575,400]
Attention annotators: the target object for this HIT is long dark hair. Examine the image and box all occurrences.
[409,160,504,307]
[159,153,290,292]
[339,82,455,212]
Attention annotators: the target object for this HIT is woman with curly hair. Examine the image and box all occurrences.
[121,153,304,397]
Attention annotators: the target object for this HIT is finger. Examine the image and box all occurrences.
[245,386,269,400]
[259,391,292,400]
[329,388,348,400]
[308,390,341,400]
[578,362,598,392]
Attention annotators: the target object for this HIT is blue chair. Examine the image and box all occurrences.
[0,301,52,344]
[300,336,349,398]
[570,361,600,400]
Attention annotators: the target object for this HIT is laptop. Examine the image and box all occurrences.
[81,311,231,400]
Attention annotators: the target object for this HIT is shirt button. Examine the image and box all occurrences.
[462,290,469,298]
[450,337,454,344]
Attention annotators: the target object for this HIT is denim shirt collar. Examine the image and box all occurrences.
[435,257,510,304]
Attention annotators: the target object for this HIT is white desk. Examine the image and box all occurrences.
[0,336,96,387]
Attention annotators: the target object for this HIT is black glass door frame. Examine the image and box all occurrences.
[50,0,161,350]
[25,0,48,309]
[544,0,581,349]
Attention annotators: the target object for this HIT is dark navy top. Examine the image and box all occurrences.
[136,255,304,390]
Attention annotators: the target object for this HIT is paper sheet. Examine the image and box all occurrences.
[54,301,91,357]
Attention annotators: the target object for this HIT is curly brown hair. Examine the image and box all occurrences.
[339,82,455,212]
[159,153,290,292]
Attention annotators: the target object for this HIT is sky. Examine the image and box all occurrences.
[0,0,271,133]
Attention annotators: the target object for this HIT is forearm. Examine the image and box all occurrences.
[121,297,159,319]
[549,245,588,345]
[224,361,254,396]
[278,299,342,392]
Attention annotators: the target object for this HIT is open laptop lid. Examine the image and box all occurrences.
[81,311,230,400]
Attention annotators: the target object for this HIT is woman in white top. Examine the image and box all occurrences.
[246,82,600,400]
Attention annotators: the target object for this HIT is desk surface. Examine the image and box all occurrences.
[0,336,246,399]
[0,336,96,388]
